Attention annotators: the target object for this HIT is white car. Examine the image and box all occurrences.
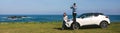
[63,13,110,30]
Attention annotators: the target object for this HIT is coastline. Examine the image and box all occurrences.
[0,15,120,22]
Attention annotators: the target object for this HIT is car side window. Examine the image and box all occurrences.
[81,15,91,18]
[94,14,99,17]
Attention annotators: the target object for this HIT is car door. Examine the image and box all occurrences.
[80,15,93,25]
[92,15,100,24]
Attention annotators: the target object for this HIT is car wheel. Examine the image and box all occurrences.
[100,22,108,29]
[71,22,80,30]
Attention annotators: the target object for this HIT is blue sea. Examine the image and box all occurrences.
[0,15,120,22]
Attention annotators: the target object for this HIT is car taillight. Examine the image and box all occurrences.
[106,16,109,18]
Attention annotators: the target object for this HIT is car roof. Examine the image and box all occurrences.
[82,13,104,15]
[77,13,104,18]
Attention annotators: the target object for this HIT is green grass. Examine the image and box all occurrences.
[0,22,120,33]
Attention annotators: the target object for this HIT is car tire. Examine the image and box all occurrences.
[100,21,108,29]
[71,22,80,30]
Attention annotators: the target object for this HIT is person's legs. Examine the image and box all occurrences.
[62,21,66,30]
[73,12,76,23]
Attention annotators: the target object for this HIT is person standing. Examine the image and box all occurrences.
[70,3,79,30]
[70,3,77,23]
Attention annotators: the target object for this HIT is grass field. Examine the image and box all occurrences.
[0,22,120,33]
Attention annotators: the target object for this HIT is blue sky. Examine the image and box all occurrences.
[0,0,120,15]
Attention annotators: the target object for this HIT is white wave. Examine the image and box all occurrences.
[2,17,7,18]
[22,17,32,18]
[8,18,18,20]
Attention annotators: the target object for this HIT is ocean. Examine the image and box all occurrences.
[0,15,120,22]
